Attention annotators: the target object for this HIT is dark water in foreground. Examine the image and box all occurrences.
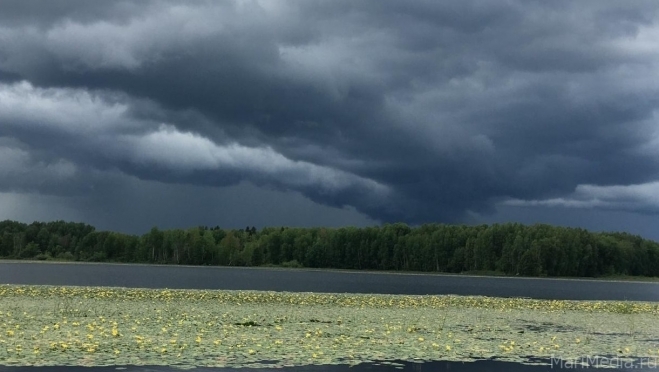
[1,261,658,301]
[0,358,656,372]
[1,262,658,372]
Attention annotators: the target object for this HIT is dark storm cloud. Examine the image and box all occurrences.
[0,136,81,196]
[1,0,659,229]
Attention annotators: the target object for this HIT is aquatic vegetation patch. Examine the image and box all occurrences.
[0,285,658,368]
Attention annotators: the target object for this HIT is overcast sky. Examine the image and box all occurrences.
[1,0,659,240]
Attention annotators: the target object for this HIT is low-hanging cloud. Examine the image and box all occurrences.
[0,141,77,193]
[1,0,659,231]
[505,182,659,214]
[0,81,388,214]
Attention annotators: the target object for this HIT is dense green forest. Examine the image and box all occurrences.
[0,220,658,278]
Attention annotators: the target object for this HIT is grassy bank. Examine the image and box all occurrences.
[0,285,658,368]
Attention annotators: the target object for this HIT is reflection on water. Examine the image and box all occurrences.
[0,359,654,372]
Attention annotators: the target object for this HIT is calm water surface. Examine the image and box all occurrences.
[0,359,656,372]
[2,261,658,372]
[1,261,658,301]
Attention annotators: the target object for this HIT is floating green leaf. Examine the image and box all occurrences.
[0,284,657,368]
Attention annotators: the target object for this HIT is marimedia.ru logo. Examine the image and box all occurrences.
[551,355,658,369]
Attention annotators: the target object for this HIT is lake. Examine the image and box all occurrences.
[1,261,658,301]
[1,261,658,372]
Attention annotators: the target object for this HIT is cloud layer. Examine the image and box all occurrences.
[1,0,658,233]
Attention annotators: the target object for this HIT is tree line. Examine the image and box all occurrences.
[1,219,657,278]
